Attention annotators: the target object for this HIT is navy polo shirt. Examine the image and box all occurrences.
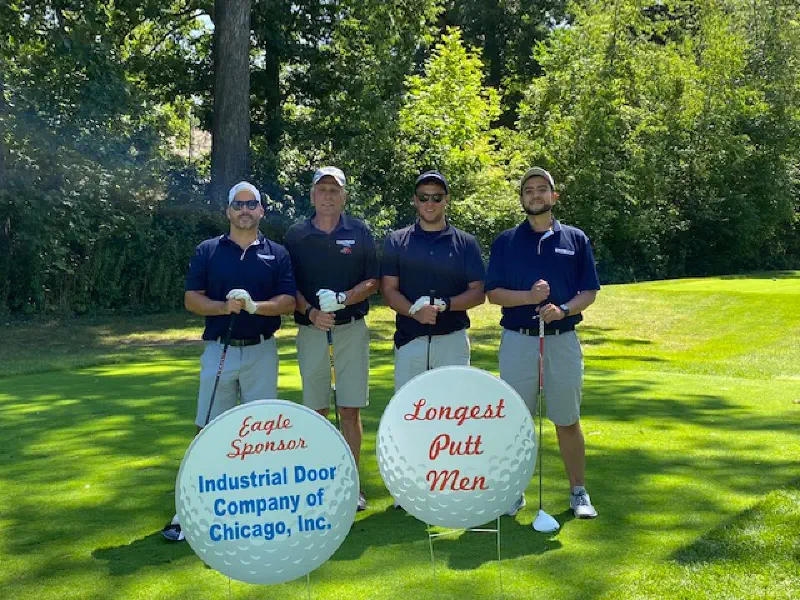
[382,221,485,348]
[185,233,297,341]
[284,214,379,325]
[485,219,600,331]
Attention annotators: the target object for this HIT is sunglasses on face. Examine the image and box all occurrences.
[230,199,260,211]
[417,193,445,204]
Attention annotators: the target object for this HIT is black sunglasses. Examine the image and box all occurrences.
[230,199,260,211]
[417,193,445,204]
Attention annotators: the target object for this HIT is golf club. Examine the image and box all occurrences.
[203,312,238,427]
[326,329,341,430]
[426,288,435,371]
[533,314,560,533]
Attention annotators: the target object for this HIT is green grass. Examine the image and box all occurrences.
[1,272,799,599]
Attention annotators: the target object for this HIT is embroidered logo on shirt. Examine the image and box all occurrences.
[257,253,276,260]
[336,239,356,246]
[340,247,352,255]
[555,248,575,256]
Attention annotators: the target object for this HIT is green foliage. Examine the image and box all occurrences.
[517,0,800,282]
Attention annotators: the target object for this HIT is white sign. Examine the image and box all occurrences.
[176,400,359,585]
[377,366,536,529]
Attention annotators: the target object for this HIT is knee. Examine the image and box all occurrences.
[338,407,360,424]
[555,421,581,436]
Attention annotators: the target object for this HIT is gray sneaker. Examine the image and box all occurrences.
[570,488,597,519]
[504,495,526,516]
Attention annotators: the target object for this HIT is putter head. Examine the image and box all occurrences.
[532,509,560,533]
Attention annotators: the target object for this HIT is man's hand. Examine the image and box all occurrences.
[309,307,335,331]
[408,296,431,315]
[528,279,550,305]
[412,304,439,325]
[432,297,447,312]
[224,298,244,314]
[537,303,566,324]
[227,289,258,314]
[316,289,346,313]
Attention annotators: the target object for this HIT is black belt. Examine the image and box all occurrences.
[216,335,269,347]
[334,314,365,326]
[511,323,575,336]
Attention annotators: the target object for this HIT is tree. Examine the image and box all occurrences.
[210,0,252,206]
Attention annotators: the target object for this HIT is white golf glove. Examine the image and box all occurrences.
[407,295,431,315]
[316,289,346,313]
[226,289,258,314]
[432,297,447,312]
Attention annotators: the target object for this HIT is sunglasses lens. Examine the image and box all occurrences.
[232,200,259,210]
[419,194,444,203]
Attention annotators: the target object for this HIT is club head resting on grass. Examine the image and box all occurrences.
[533,509,560,533]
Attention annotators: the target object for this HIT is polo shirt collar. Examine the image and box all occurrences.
[299,213,354,238]
[520,217,562,234]
[410,219,455,238]
[220,232,267,247]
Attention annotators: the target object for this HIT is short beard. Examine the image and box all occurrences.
[523,203,552,216]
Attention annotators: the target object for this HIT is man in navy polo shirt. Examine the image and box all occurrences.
[486,167,600,522]
[381,170,486,388]
[161,181,297,541]
[285,166,379,512]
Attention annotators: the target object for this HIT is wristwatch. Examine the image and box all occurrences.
[559,303,570,318]
[305,306,314,319]
[443,297,451,311]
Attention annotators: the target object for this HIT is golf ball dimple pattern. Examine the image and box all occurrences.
[377,366,536,530]
[176,400,358,585]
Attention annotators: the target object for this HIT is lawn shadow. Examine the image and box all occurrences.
[92,532,196,575]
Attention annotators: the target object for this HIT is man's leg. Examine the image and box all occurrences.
[332,319,370,510]
[555,421,585,487]
[239,337,279,403]
[394,337,427,392]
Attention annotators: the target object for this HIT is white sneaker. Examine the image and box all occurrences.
[504,495,526,516]
[393,499,403,510]
[570,487,597,519]
[160,514,185,541]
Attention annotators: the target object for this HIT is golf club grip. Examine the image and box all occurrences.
[204,312,238,426]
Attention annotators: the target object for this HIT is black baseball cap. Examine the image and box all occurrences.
[414,170,449,194]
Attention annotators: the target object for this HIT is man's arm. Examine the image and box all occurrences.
[487,280,550,307]
[381,275,413,316]
[538,289,598,323]
[447,280,485,311]
[343,278,379,306]
[254,294,296,316]
[185,290,242,315]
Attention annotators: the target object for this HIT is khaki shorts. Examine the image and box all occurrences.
[394,329,470,391]
[296,318,370,411]
[195,336,279,427]
[499,329,583,426]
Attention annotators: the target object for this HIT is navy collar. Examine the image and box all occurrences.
[220,232,267,247]
[410,219,455,238]
[297,213,355,238]
[520,217,562,234]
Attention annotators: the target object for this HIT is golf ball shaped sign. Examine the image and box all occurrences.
[377,366,536,529]
[175,400,359,585]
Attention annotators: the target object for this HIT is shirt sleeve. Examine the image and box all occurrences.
[184,242,208,292]
[274,245,298,297]
[464,235,486,283]
[380,233,399,278]
[484,235,506,292]
[576,233,601,292]
[362,226,380,280]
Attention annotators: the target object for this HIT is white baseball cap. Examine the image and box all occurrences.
[228,181,262,205]
[520,167,555,192]
[312,166,346,187]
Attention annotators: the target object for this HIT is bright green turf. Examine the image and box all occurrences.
[1,272,798,599]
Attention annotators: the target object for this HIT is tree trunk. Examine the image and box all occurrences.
[210,0,251,208]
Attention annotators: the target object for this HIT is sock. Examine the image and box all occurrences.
[571,485,586,495]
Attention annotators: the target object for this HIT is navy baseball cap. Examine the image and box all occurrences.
[414,170,449,194]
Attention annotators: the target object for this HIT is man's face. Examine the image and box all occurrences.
[227,190,263,230]
[311,176,346,218]
[414,182,448,224]
[521,176,557,216]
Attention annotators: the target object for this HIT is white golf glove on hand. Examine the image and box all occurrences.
[316,289,346,313]
[433,297,447,312]
[407,295,431,315]
[226,289,258,314]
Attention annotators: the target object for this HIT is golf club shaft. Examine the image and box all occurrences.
[426,289,434,371]
[204,312,238,426]
[327,329,340,430]
[538,315,545,511]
